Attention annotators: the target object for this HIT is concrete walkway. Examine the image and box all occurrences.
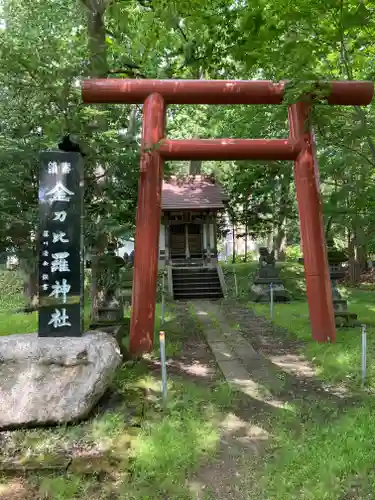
[191,301,286,408]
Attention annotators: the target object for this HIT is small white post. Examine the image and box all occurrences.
[270,282,274,321]
[159,331,168,404]
[361,324,367,387]
[161,272,165,326]
[185,223,190,259]
[233,267,238,297]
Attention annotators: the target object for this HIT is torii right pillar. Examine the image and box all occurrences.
[288,101,335,342]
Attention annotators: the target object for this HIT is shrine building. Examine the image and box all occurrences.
[159,175,228,300]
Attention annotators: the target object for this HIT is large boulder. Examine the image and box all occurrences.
[0,331,122,429]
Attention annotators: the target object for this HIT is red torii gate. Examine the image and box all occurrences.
[82,79,374,355]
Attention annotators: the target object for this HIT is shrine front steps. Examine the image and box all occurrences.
[172,267,223,300]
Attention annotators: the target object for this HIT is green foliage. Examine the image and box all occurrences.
[38,475,87,500]
[284,245,302,262]
[230,252,258,263]
[0,0,374,292]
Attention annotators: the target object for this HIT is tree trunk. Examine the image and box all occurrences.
[274,225,287,261]
[90,256,100,321]
[189,65,203,176]
[244,222,248,262]
[81,0,111,323]
[20,257,38,311]
[325,216,333,240]
[348,237,360,286]
[274,170,291,261]
[232,224,236,264]
[89,234,108,323]
[356,225,368,272]
[348,218,368,285]
[267,232,273,251]
[189,136,201,175]
[189,159,202,175]
[83,0,108,78]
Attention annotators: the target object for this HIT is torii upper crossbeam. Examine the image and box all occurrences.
[82,79,374,355]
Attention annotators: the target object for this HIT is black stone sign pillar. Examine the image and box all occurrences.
[38,151,84,337]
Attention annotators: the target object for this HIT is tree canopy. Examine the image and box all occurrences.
[0,0,374,287]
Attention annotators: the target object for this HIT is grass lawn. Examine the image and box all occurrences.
[3,266,375,499]
[223,260,375,388]
[253,401,375,499]
[0,273,233,500]
[251,277,375,390]
[221,261,375,499]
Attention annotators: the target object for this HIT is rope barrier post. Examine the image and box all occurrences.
[361,324,367,387]
[234,267,238,297]
[161,272,165,326]
[270,282,274,321]
[159,331,168,405]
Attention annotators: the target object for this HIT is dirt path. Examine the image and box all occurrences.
[185,301,278,499]
[186,299,360,499]
[217,300,360,402]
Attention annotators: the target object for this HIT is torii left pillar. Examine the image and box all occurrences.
[130,93,165,354]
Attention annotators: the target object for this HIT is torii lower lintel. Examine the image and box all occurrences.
[82,79,374,355]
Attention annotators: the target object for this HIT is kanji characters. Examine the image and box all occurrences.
[53,211,67,222]
[48,161,58,174]
[48,308,71,328]
[61,162,71,174]
[52,231,69,244]
[45,182,74,204]
[49,278,71,303]
[39,155,81,335]
[47,161,71,175]
[51,251,70,273]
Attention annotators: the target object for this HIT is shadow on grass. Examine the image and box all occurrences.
[212,300,365,420]
[4,293,374,499]
[201,298,375,499]
[0,304,292,500]
[244,292,375,391]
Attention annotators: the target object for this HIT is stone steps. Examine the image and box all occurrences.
[172,267,223,300]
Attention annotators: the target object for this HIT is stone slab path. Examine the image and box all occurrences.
[188,300,359,499]
[191,301,286,407]
[187,301,294,499]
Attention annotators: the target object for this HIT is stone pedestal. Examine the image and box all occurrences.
[94,298,124,327]
[250,248,291,303]
[91,245,126,330]
[329,264,359,327]
[121,267,134,306]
